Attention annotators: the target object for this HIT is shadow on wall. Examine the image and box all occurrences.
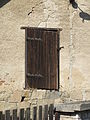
[70,0,90,22]
[0,0,11,8]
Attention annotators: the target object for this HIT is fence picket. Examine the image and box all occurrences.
[55,112,60,120]
[43,105,48,120]
[20,109,24,120]
[25,108,30,120]
[49,104,54,120]
[33,107,37,120]
[0,111,3,120]
[5,110,11,120]
[2,113,5,120]
[38,106,42,120]
[12,109,17,120]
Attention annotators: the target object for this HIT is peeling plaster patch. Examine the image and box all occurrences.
[38,0,59,27]
[44,0,58,11]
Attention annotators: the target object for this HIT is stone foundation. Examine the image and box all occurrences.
[60,111,90,120]
[55,101,90,120]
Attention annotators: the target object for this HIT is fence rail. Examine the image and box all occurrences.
[0,104,60,120]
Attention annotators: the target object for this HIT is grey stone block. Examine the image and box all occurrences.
[54,101,90,112]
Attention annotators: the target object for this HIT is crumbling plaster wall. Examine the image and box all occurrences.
[0,0,90,109]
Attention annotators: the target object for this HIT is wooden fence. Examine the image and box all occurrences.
[0,104,60,120]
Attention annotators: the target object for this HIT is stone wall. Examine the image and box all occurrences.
[0,0,90,109]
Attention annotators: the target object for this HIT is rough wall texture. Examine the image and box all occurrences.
[0,0,90,109]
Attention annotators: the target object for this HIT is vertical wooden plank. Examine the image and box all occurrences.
[37,29,44,89]
[31,28,36,88]
[2,113,5,120]
[25,28,29,89]
[55,112,60,120]
[46,31,51,89]
[13,109,17,120]
[33,107,37,120]
[0,111,3,120]
[38,106,42,120]
[52,32,57,89]
[37,30,43,89]
[5,110,10,120]
[33,28,41,88]
[49,104,54,120]
[57,31,60,90]
[43,105,48,120]
[48,31,58,90]
[49,31,54,89]
[44,30,59,90]
[25,108,30,120]
[56,32,59,90]
[27,28,34,88]
[42,30,47,89]
[20,109,24,120]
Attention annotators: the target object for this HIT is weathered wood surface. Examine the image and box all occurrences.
[25,27,60,90]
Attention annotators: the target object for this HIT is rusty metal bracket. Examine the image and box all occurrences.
[57,46,64,51]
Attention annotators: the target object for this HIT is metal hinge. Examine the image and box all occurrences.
[57,46,64,51]
[27,73,43,78]
[27,37,42,41]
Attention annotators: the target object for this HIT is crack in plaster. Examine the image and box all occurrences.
[28,1,46,15]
